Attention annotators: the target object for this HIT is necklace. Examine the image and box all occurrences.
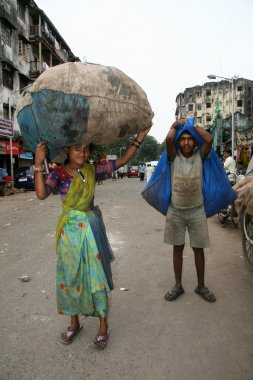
[66,164,78,174]
[66,164,86,183]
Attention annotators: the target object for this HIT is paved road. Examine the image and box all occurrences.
[1,178,253,380]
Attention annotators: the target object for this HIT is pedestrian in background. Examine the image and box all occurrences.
[118,166,124,179]
[34,128,150,348]
[223,148,237,218]
[164,119,216,303]
[145,164,153,182]
[0,167,8,196]
[223,149,236,184]
[139,164,145,181]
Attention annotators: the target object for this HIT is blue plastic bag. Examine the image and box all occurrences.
[202,149,237,217]
[141,149,171,215]
[141,117,237,217]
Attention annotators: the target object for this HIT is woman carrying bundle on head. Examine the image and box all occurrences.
[34,127,150,348]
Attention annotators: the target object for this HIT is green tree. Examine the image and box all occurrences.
[158,139,166,156]
[134,135,159,164]
[92,135,160,166]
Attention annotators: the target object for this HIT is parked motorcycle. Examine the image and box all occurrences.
[217,169,245,227]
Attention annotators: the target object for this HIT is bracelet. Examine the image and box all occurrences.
[135,138,142,145]
[131,143,139,149]
[34,167,43,172]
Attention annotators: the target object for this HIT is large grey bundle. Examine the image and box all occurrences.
[17,62,154,160]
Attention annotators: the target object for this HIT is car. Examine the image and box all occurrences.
[14,166,36,190]
[127,166,140,178]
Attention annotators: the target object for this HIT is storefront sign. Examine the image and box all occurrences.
[20,151,33,159]
[237,130,253,147]
[5,141,19,155]
[0,119,14,137]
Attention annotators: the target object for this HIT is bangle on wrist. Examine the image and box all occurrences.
[34,167,43,172]
[131,143,139,149]
[135,138,142,145]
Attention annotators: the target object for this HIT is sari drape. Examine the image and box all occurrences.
[55,163,113,317]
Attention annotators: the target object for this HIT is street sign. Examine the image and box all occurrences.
[0,118,14,138]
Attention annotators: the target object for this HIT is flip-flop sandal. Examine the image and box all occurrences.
[93,333,109,349]
[164,286,184,301]
[195,287,216,303]
[60,325,83,345]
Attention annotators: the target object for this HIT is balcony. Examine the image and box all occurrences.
[29,25,69,64]
[29,25,40,37]
[29,60,40,78]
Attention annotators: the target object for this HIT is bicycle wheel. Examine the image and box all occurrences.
[241,211,253,271]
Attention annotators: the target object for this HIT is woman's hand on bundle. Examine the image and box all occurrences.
[136,126,151,143]
[35,142,48,166]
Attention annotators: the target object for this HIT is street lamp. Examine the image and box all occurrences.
[207,74,235,159]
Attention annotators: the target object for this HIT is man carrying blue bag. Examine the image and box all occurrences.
[142,117,236,302]
[163,118,217,303]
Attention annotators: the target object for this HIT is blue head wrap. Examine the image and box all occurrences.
[175,117,204,150]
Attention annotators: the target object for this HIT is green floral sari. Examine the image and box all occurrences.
[56,164,110,317]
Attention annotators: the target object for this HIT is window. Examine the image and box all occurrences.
[237,86,242,92]
[19,74,30,92]
[237,100,243,107]
[197,103,202,110]
[2,67,14,89]
[3,104,15,121]
[197,91,201,97]
[188,93,193,99]
[206,102,211,108]
[1,23,12,46]
[206,115,212,122]
[18,1,26,22]
[19,39,31,60]
[206,89,211,96]
[3,104,9,120]
[197,117,202,124]
[188,104,193,111]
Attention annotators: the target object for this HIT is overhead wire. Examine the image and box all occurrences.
[86,0,190,54]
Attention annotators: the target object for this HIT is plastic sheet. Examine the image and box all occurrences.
[142,117,237,217]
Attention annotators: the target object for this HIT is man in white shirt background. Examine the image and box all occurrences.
[145,164,153,182]
[223,149,236,184]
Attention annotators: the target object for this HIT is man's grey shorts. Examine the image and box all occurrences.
[164,204,209,248]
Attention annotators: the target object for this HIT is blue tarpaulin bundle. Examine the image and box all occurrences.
[16,62,153,161]
[142,117,237,217]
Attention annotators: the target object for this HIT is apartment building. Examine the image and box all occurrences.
[175,78,253,159]
[176,79,253,127]
[0,0,79,173]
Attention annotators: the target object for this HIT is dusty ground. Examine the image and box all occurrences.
[0,178,253,380]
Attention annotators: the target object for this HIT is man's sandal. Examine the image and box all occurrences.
[195,287,216,302]
[60,325,83,345]
[93,333,109,349]
[164,286,184,301]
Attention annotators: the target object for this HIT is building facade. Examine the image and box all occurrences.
[175,78,253,162]
[0,0,79,176]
